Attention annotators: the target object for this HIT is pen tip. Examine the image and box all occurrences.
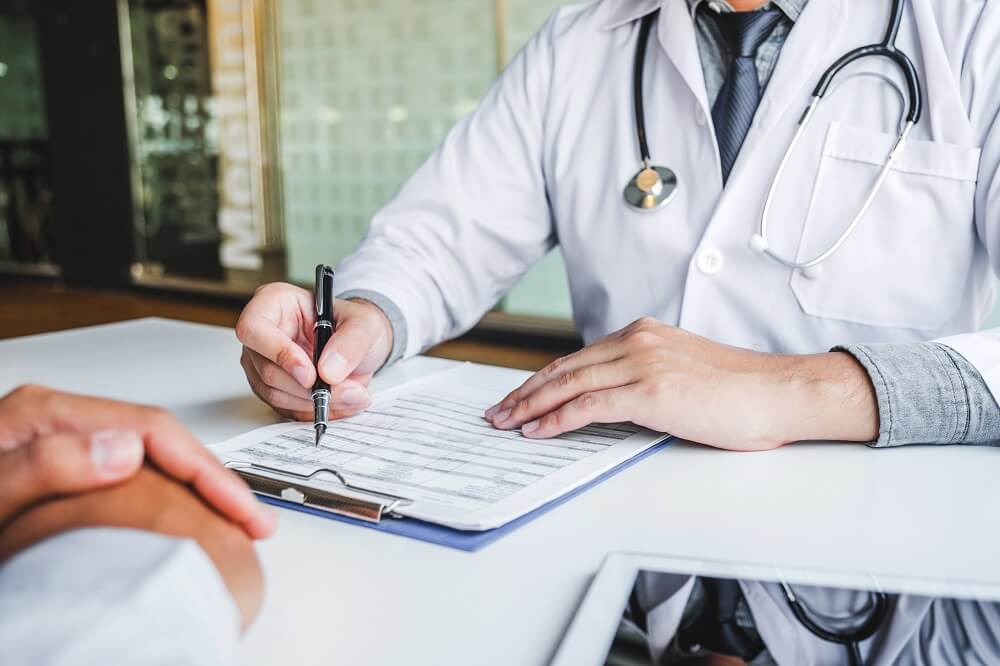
[314,424,325,447]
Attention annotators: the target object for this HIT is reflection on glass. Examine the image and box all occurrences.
[276,0,498,284]
[0,0,55,270]
[126,0,223,280]
[275,0,576,325]
[607,570,1000,665]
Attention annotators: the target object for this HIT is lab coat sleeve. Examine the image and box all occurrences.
[0,528,240,666]
[331,14,559,358]
[935,1,1000,402]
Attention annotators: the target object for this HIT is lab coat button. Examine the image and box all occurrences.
[696,248,725,275]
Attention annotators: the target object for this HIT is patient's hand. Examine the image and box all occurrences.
[0,466,265,630]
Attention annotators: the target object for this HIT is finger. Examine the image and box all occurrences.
[492,360,635,430]
[318,312,380,384]
[245,349,312,401]
[235,302,315,390]
[42,393,276,539]
[243,356,314,416]
[485,341,625,419]
[0,430,144,522]
[519,386,634,439]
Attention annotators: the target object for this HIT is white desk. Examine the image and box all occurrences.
[2,318,999,665]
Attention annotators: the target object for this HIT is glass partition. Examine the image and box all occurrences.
[0,0,57,275]
[274,0,573,321]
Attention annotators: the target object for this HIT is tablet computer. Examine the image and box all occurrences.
[550,553,1000,666]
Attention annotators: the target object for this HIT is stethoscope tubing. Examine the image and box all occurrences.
[782,582,890,666]
[753,0,921,274]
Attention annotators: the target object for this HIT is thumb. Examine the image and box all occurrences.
[318,310,383,384]
[0,430,144,522]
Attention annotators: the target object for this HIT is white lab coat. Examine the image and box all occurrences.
[332,0,1000,660]
[334,0,1000,396]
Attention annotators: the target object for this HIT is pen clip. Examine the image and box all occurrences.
[314,264,335,321]
[314,264,327,319]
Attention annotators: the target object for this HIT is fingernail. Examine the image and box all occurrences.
[521,420,540,435]
[90,430,144,476]
[493,408,511,423]
[485,403,502,419]
[322,352,350,381]
[292,365,312,388]
[339,387,371,408]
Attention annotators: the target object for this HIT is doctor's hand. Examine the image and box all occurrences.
[236,282,393,422]
[485,318,879,451]
[0,385,276,539]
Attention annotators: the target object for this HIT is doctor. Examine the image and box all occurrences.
[235,0,1000,662]
[237,0,1000,453]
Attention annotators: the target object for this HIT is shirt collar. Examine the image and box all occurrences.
[599,0,665,31]
[598,0,807,32]
[686,0,807,21]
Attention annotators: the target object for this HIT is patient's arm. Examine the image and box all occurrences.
[0,466,264,629]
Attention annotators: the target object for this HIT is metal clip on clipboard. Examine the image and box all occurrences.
[225,462,414,524]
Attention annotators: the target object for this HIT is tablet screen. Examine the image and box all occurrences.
[605,570,1000,665]
[554,555,1000,666]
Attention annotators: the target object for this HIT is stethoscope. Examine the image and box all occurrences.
[623,0,922,278]
[781,581,890,666]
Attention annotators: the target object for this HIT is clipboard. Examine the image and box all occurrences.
[228,437,672,552]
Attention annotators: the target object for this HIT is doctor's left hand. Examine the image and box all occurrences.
[485,318,879,451]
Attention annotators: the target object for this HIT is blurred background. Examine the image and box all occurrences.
[0,0,576,359]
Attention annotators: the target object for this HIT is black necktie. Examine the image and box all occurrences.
[709,6,784,183]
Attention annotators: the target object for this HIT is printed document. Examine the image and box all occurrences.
[212,363,668,530]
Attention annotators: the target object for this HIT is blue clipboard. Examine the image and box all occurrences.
[253,437,672,552]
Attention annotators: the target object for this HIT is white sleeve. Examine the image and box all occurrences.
[936,2,1000,400]
[331,12,560,358]
[0,528,240,666]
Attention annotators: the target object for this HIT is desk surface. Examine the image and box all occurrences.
[2,319,998,666]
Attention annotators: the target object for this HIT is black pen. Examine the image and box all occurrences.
[312,264,335,446]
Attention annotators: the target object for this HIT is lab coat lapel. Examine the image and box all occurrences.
[727,0,849,181]
[655,0,712,117]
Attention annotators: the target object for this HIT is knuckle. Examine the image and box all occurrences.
[142,405,174,428]
[628,329,659,349]
[577,392,600,411]
[6,383,51,405]
[273,345,294,372]
[234,316,254,344]
[556,370,576,390]
[512,395,532,418]
[258,362,282,387]
[25,439,66,486]
[543,411,563,431]
[644,377,671,398]
[543,356,566,378]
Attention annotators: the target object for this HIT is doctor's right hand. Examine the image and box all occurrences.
[236,282,393,422]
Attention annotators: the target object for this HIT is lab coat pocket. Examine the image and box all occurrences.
[790,121,981,331]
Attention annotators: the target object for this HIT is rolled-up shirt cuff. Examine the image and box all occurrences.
[337,289,409,370]
[834,342,1000,447]
[0,528,240,665]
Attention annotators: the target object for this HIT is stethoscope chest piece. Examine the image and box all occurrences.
[624,164,678,211]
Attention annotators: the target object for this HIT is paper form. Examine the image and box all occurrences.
[212,363,668,530]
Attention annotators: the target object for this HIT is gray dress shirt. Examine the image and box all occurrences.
[345,0,1000,449]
